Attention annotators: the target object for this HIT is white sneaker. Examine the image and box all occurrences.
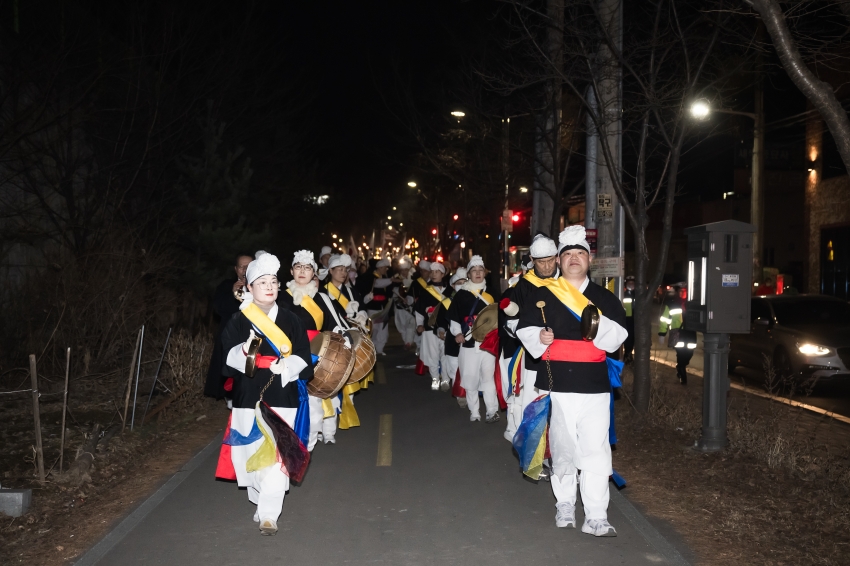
[470,414,481,422]
[485,412,501,424]
[323,435,336,444]
[582,518,617,537]
[430,378,440,391]
[555,502,576,528]
[439,379,450,392]
[503,430,515,442]
[259,518,278,535]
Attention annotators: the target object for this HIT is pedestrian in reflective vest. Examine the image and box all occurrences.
[658,286,696,384]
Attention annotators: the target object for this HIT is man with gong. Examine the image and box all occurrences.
[515,226,627,537]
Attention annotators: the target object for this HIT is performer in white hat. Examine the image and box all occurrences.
[317,246,333,281]
[446,256,499,422]
[320,253,369,327]
[356,257,394,355]
[393,256,417,349]
[278,250,354,448]
[409,259,432,358]
[414,261,450,390]
[515,225,627,536]
[215,252,313,536]
[438,267,467,405]
[497,254,532,441]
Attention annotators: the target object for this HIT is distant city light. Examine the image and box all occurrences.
[453,214,459,221]
[393,206,397,210]
[451,111,465,118]
[332,233,337,238]
[460,241,466,249]
[388,216,392,220]
[431,228,437,235]
[408,181,417,188]
[690,99,710,120]
[305,194,330,205]
[519,186,528,193]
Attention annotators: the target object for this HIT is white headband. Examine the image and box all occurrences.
[557,225,590,254]
[328,254,352,269]
[430,262,446,274]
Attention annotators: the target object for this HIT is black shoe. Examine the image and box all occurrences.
[677,368,687,385]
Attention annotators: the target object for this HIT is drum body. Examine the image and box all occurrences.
[347,329,376,383]
[307,332,355,398]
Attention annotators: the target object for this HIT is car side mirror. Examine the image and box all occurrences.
[754,317,772,327]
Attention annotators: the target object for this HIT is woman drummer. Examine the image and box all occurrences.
[218,251,313,536]
[278,250,353,448]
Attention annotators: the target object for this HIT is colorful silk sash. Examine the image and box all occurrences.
[241,303,293,357]
[524,272,601,319]
[547,339,606,363]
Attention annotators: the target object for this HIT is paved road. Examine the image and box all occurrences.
[77,347,691,566]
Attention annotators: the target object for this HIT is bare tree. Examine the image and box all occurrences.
[746,0,850,173]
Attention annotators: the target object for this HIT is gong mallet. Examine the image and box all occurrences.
[535,300,555,391]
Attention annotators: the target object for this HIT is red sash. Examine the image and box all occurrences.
[545,339,606,363]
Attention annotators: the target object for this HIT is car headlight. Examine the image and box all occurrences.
[797,343,831,356]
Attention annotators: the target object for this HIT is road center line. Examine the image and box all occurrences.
[376,414,392,466]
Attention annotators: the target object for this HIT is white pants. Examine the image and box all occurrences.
[420,331,445,381]
[444,354,458,385]
[368,310,389,354]
[548,392,612,520]
[500,354,519,438]
[518,368,539,415]
[394,308,417,345]
[459,343,498,419]
[308,395,338,451]
[230,407,296,522]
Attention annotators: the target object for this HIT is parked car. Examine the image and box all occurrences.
[729,295,850,382]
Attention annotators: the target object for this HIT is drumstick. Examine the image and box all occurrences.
[535,300,550,331]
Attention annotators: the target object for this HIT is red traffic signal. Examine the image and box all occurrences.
[511,214,520,222]
[431,228,437,235]
[453,214,459,221]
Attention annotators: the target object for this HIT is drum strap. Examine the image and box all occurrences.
[242,303,292,357]
[316,292,349,330]
[523,272,601,319]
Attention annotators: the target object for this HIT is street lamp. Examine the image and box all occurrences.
[690,98,763,283]
[519,186,528,193]
[407,181,417,188]
[450,111,465,118]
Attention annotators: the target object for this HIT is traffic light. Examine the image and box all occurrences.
[453,214,459,221]
[512,213,520,222]
[431,228,437,235]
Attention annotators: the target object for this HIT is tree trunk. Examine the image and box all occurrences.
[749,0,850,174]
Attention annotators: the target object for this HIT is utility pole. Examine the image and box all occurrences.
[585,85,598,233]
[594,0,623,298]
[751,24,766,285]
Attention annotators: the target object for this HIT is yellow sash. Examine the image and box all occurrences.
[287,289,324,330]
[339,382,361,429]
[471,289,495,304]
[241,303,292,357]
[325,283,350,310]
[423,283,451,309]
[524,272,599,316]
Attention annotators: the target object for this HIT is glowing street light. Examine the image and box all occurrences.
[519,186,528,193]
[450,111,465,118]
[690,99,711,120]
[407,181,417,188]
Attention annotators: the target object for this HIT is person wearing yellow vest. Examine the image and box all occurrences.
[414,262,450,390]
[516,226,627,536]
[217,251,313,536]
[278,250,352,449]
[658,288,694,384]
[447,255,499,422]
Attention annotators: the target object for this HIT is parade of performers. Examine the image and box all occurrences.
[207,225,628,538]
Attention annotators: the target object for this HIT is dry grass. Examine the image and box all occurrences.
[617,361,850,565]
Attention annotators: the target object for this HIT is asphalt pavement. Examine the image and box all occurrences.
[75,346,692,566]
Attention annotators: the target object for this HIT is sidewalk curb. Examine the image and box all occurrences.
[610,487,690,565]
[73,434,222,566]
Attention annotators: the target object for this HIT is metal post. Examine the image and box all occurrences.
[696,332,730,451]
[29,355,45,483]
[751,77,765,284]
[585,85,598,233]
[142,328,172,423]
[130,325,145,431]
[59,347,70,474]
